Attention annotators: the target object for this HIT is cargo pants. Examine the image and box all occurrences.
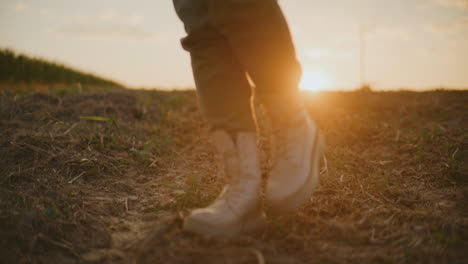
[173,0,302,132]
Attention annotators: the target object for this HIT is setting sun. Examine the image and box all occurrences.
[300,69,330,91]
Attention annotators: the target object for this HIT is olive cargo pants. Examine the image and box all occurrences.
[173,0,302,132]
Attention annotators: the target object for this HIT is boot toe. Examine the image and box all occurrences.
[183,208,237,238]
[183,208,265,239]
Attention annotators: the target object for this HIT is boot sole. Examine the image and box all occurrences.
[183,212,265,240]
[266,131,325,215]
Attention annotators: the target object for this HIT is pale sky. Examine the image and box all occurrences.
[1,0,467,90]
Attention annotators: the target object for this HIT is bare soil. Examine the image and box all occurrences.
[0,88,466,264]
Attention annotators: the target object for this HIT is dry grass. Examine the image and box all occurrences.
[0,88,466,264]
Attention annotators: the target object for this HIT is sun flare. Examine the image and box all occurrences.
[300,69,330,91]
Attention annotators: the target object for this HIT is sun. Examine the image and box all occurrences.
[300,69,330,91]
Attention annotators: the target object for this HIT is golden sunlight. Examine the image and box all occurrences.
[299,69,330,91]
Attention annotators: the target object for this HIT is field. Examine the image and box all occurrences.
[0,49,120,87]
[0,88,466,263]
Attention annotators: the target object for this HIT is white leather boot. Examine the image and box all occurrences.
[265,109,325,215]
[183,130,264,239]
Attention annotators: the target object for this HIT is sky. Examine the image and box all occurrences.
[0,0,467,90]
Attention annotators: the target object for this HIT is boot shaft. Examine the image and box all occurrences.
[210,130,261,183]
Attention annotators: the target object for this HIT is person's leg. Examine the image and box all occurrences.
[173,0,263,238]
[207,0,302,110]
[208,0,325,215]
[173,0,255,132]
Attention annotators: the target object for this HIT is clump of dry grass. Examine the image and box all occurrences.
[0,89,200,262]
[0,89,466,264]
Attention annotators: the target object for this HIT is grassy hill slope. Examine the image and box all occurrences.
[0,49,122,88]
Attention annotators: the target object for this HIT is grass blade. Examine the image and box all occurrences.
[80,116,113,122]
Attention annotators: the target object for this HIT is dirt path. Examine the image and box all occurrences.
[1,89,467,264]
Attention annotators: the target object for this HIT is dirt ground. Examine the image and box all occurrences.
[0,88,466,264]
